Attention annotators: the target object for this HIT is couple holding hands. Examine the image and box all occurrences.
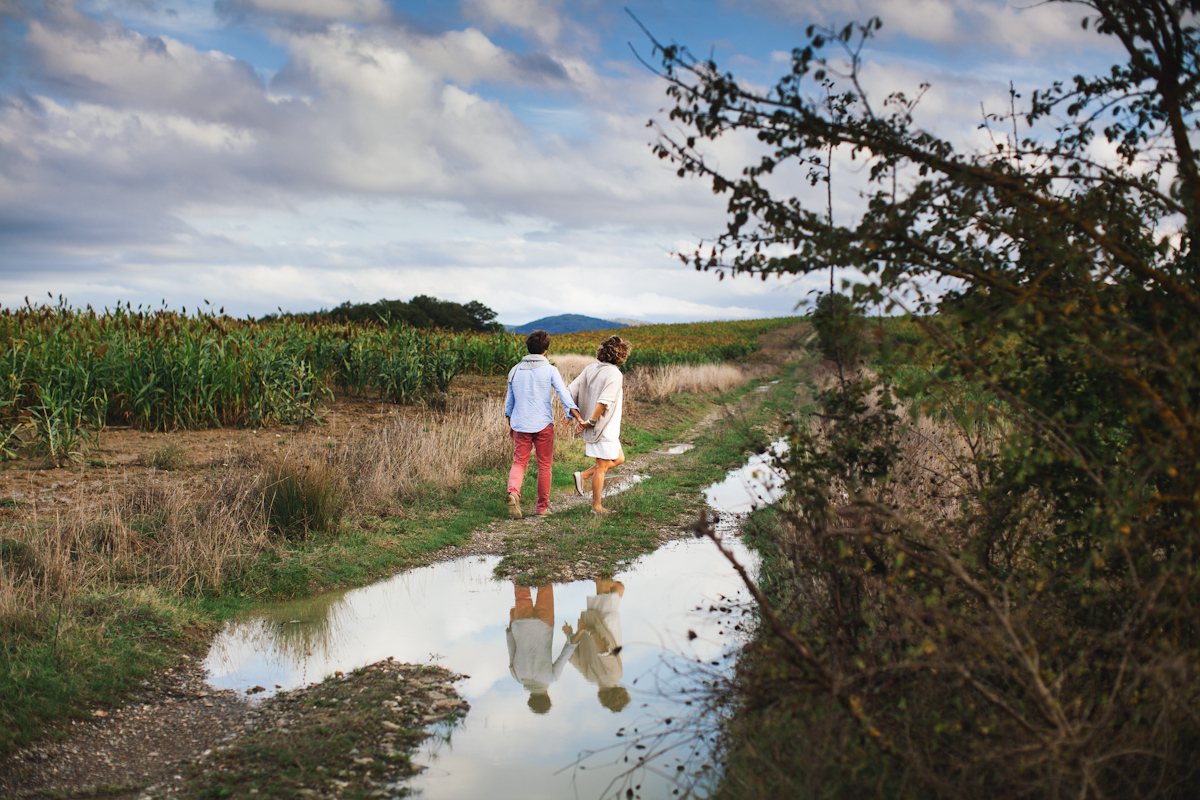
[504,330,632,517]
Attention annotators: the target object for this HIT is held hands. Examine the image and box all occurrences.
[563,621,585,644]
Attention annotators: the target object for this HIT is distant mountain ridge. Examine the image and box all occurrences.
[508,314,627,335]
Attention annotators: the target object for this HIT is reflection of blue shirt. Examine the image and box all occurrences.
[505,355,579,433]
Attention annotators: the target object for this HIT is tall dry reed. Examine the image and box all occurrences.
[550,353,597,385]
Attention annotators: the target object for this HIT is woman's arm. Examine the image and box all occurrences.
[576,401,607,434]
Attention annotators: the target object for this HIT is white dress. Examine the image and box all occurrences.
[568,362,624,460]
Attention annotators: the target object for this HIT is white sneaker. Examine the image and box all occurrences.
[573,472,585,496]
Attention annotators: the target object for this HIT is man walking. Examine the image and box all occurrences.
[505,330,583,518]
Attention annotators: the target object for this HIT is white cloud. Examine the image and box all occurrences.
[27,18,269,122]
[462,0,568,47]
[0,0,1133,322]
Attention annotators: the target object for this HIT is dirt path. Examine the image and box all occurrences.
[432,405,727,564]
[0,408,737,799]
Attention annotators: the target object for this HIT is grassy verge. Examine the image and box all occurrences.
[0,590,201,757]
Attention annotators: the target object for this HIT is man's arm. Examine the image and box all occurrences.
[552,369,584,423]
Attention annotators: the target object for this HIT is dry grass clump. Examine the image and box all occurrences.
[135,440,191,471]
[553,356,750,401]
[550,353,597,384]
[339,397,510,509]
[627,363,750,401]
[0,479,275,618]
[253,451,348,541]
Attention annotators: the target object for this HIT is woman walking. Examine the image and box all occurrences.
[569,336,632,513]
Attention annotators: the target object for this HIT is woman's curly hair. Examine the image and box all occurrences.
[596,335,632,365]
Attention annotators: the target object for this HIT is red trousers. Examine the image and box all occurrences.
[508,423,555,514]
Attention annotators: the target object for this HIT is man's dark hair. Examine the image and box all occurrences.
[526,330,550,354]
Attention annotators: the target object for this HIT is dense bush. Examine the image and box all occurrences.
[808,291,862,365]
[655,1,1200,796]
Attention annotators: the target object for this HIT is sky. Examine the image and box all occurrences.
[0,0,1123,326]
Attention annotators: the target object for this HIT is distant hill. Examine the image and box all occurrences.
[508,314,627,335]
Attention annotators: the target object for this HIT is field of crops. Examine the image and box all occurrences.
[552,317,803,367]
[1,302,801,463]
[0,301,528,462]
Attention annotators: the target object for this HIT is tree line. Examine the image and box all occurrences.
[269,295,503,333]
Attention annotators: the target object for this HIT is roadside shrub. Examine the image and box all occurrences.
[809,292,863,366]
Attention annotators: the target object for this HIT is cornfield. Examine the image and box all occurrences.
[1,299,525,460]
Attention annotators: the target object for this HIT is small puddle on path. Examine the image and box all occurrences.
[703,439,789,523]
[204,448,786,798]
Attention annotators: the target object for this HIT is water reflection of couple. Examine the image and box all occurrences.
[506,579,628,714]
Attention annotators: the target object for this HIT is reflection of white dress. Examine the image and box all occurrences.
[508,619,577,692]
[569,592,623,687]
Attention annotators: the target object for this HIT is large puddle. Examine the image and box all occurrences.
[203,448,787,798]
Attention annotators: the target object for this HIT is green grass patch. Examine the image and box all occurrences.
[0,591,201,754]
